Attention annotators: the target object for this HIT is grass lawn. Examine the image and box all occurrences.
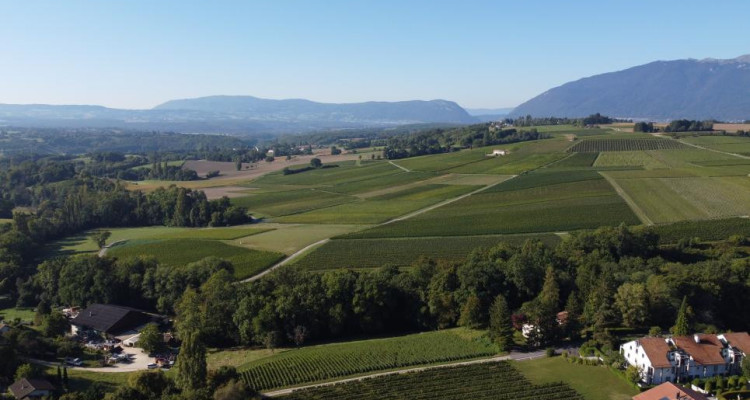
[0,307,35,323]
[41,366,134,392]
[515,356,637,400]
[232,224,368,255]
[207,347,289,370]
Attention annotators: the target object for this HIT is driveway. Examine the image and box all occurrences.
[28,346,155,373]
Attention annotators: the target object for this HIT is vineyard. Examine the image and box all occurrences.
[278,361,584,400]
[238,329,498,391]
[569,138,688,152]
[294,234,561,270]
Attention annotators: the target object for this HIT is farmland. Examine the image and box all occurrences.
[107,239,284,279]
[238,328,498,391]
[293,233,561,270]
[279,361,584,400]
[593,151,667,169]
[569,138,688,152]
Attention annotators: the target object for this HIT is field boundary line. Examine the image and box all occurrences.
[388,160,411,172]
[675,137,750,160]
[599,172,654,226]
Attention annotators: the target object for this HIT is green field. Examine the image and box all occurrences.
[232,189,356,217]
[108,239,284,279]
[569,138,688,152]
[232,224,368,255]
[276,184,478,224]
[0,307,35,323]
[516,357,636,400]
[348,174,640,238]
[549,152,599,168]
[294,234,562,270]
[652,218,750,244]
[279,361,584,400]
[594,151,667,169]
[238,329,498,391]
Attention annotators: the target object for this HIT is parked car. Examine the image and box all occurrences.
[65,357,83,366]
[147,363,158,369]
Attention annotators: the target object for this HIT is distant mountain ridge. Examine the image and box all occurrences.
[0,96,476,135]
[510,55,750,121]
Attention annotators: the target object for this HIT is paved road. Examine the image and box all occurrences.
[388,160,411,172]
[262,345,575,397]
[98,240,127,257]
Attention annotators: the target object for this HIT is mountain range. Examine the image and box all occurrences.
[0,96,476,135]
[510,55,750,121]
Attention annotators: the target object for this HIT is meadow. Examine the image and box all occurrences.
[107,239,284,279]
[238,329,498,391]
[293,234,561,270]
[279,361,584,400]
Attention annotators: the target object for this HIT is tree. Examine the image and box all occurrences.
[90,230,111,249]
[671,296,691,336]
[41,311,70,337]
[625,365,641,384]
[175,330,207,391]
[538,267,560,311]
[15,363,36,381]
[63,366,68,387]
[128,370,175,399]
[614,282,648,328]
[488,294,514,351]
[213,379,253,400]
[742,356,750,377]
[648,326,662,336]
[458,295,482,329]
[310,158,322,168]
[330,146,341,155]
[136,323,163,354]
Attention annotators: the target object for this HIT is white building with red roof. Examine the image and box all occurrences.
[620,332,748,385]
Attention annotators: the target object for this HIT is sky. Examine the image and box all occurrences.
[1,1,749,110]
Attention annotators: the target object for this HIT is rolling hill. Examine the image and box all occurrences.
[510,55,750,121]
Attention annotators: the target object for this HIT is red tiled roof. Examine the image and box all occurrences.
[672,334,725,365]
[639,337,672,368]
[633,382,708,400]
[723,332,750,355]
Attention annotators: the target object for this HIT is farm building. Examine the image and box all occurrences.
[620,332,749,385]
[70,304,161,339]
[488,149,507,156]
[632,382,707,400]
[8,378,55,399]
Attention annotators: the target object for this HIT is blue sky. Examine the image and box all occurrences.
[1,1,748,109]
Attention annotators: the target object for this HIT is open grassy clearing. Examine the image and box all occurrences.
[238,328,498,391]
[131,160,185,170]
[275,184,478,224]
[614,176,750,223]
[42,366,134,393]
[279,361,584,400]
[293,234,561,270]
[231,224,367,255]
[569,138,688,152]
[594,151,668,169]
[515,356,636,400]
[0,307,35,323]
[108,239,284,279]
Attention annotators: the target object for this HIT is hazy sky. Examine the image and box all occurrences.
[1,1,748,109]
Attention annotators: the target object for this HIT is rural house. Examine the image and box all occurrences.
[488,149,507,156]
[8,378,55,399]
[632,382,708,400]
[70,304,159,339]
[620,332,749,385]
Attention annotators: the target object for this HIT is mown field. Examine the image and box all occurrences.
[516,357,637,400]
[293,234,562,270]
[279,361,584,400]
[238,329,498,391]
[107,239,284,279]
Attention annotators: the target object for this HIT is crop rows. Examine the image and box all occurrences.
[549,152,599,168]
[569,138,688,152]
[653,218,750,244]
[280,361,584,400]
[238,330,497,391]
[294,234,561,270]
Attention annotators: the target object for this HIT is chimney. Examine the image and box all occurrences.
[693,334,700,343]
[89,312,93,317]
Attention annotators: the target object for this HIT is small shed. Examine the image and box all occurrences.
[489,149,507,156]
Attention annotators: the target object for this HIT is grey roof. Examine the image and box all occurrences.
[71,304,152,335]
[9,378,54,399]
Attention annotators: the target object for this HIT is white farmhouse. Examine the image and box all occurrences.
[620,332,749,385]
[488,149,507,156]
